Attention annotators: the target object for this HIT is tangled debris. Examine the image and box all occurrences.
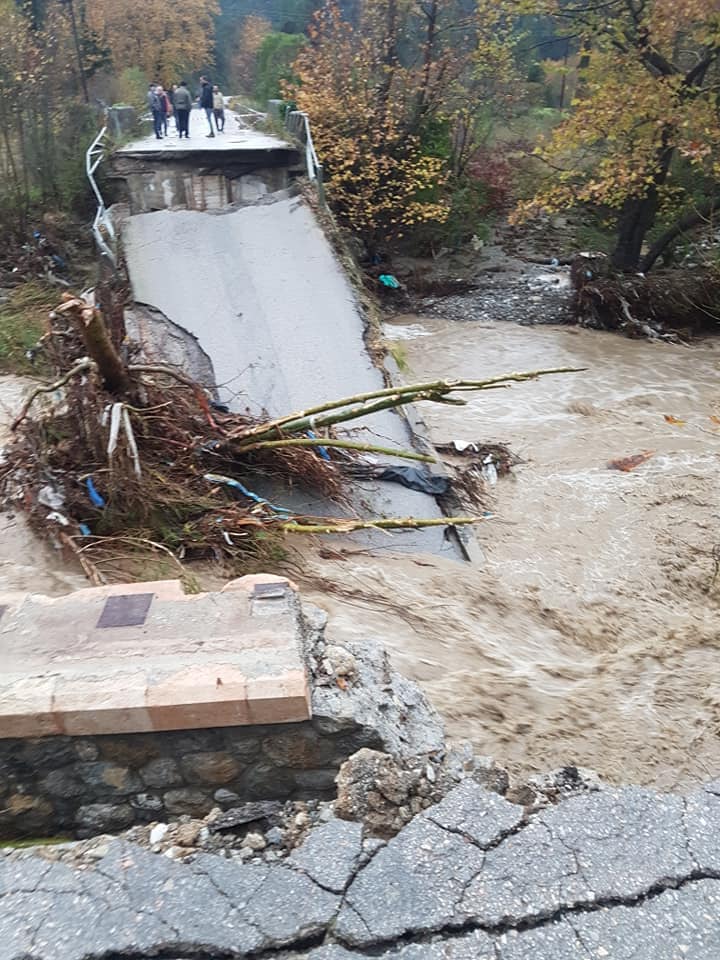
[0,292,576,581]
[571,254,720,338]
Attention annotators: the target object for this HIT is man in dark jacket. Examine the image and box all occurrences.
[148,83,164,140]
[173,80,192,139]
[199,76,215,138]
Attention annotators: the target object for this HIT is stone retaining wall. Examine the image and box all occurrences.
[0,604,445,839]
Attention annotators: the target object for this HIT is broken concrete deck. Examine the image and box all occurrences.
[122,198,453,553]
[3,778,720,958]
[0,575,310,738]
[117,108,295,158]
[114,108,461,556]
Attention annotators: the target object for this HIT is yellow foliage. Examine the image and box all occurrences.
[287,0,456,246]
[511,0,720,224]
[229,14,272,94]
[87,0,219,82]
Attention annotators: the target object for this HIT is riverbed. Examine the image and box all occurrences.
[300,318,720,789]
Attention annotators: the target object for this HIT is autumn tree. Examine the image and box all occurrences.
[229,14,271,93]
[288,0,487,250]
[0,0,95,237]
[87,0,219,82]
[513,0,720,271]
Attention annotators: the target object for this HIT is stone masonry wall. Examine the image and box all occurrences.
[0,603,445,839]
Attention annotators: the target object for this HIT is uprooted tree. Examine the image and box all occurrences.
[2,292,576,583]
[512,0,720,272]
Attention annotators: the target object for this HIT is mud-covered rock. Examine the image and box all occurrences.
[335,747,508,838]
[75,803,134,836]
[508,764,604,809]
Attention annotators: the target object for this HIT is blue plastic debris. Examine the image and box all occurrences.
[79,523,92,536]
[85,477,106,508]
[378,274,401,289]
[203,474,292,516]
[306,430,331,461]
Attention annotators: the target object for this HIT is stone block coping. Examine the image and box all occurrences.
[0,574,311,739]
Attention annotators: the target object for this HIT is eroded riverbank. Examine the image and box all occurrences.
[300,319,720,789]
[0,376,86,596]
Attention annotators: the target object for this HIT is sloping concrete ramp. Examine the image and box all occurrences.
[125,196,382,417]
[123,194,455,553]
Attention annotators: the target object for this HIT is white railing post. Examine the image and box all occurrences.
[85,126,117,267]
[286,110,326,208]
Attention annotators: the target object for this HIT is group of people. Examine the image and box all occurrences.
[146,77,226,141]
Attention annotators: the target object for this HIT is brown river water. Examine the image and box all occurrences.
[1,318,719,789]
[300,318,720,790]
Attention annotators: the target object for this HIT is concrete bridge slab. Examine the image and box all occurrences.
[0,575,310,739]
[123,198,456,554]
[117,108,295,159]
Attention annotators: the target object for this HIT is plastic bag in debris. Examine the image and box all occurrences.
[375,466,450,495]
[481,455,498,486]
[38,484,65,510]
[378,274,401,289]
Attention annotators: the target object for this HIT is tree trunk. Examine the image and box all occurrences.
[65,0,90,103]
[375,0,399,131]
[413,0,438,130]
[611,193,660,271]
[611,141,673,271]
[58,297,130,394]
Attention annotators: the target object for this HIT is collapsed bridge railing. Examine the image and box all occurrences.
[86,125,116,267]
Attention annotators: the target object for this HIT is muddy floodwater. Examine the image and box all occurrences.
[301,318,720,790]
[2,316,719,790]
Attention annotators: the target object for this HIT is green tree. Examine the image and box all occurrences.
[255,31,305,101]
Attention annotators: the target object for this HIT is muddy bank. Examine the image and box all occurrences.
[0,376,85,595]
[301,319,720,789]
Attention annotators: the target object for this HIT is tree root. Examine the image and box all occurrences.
[11,358,97,431]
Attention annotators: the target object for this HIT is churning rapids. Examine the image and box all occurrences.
[1,317,718,789]
[301,318,720,790]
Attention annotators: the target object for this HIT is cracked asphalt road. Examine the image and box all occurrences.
[2,778,720,959]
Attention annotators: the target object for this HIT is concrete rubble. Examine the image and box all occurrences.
[2,777,720,958]
[0,582,449,838]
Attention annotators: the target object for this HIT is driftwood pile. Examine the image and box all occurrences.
[0,291,574,583]
[571,254,720,338]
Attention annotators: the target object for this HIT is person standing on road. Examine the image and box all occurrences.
[199,76,215,137]
[157,85,171,137]
[148,83,164,140]
[173,80,192,139]
[212,85,225,132]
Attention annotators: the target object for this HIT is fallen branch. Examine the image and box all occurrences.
[231,370,582,445]
[243,437,435,463]
[127,363,202,390]
[11,358,97,431]
[56,296,129,394]
[279,515,482,534]
[58,531,106,586]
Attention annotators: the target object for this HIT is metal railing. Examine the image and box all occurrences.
[285,110,325,207]
[86,125,117,267]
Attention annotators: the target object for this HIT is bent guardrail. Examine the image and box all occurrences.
[285,110,326,208]
[86,126,117,267]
